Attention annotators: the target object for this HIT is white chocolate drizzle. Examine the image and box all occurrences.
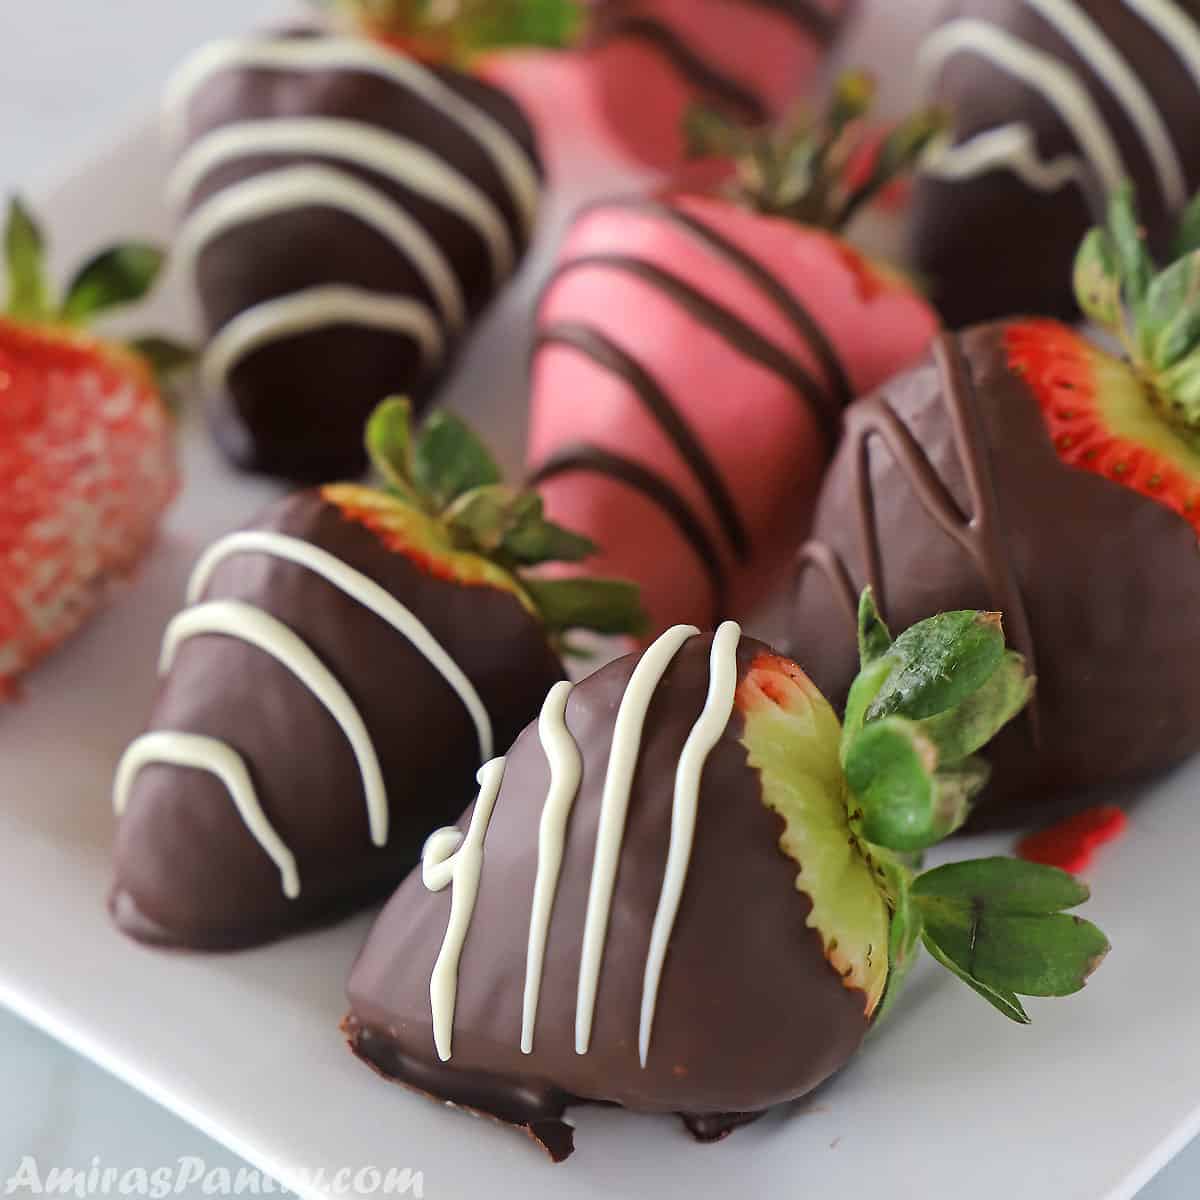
[188,531,492,762]
[167,117,516,283]
[637,621,741,1067]
[114,529,494,900]
[421,623,751,1066]
[113,731,300,899]
[574,624,700,1055]
[162,35,539,234]
[923,123,1092,194]
[160,600,389,847]
[200,285,443,399]
[422,757,508,1061]
[1024,0,1185,209]
[920,19,1128,195]
[176,164,467,331]
[1123,0,1200,92]
[520,681,582,1054]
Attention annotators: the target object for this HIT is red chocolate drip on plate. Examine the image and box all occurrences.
[544,252,840,447]
[534,321,751,561]
[796,332,1040,738]
[586,196,855,415]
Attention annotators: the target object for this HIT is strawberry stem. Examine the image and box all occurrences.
[685,74,945,232]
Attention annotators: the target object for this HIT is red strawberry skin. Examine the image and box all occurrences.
[527,194,938,634]
[0,320,177,695]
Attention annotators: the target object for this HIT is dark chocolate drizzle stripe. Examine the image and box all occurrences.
[796,332,1040,739]
[535,322,750,562]
[587,196,854,418]
[741,0,840,43]
[530,444,728,617]
[545,253,839,448]
[591,17,767,122]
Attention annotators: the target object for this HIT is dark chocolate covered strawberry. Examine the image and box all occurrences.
[527,79,942,635]
[111,399,642,950]
[912,0,1200,328]
[1,199,187,697]
[344,591,1107,1160]
[163,28,543,480]
[791,186,1200,822]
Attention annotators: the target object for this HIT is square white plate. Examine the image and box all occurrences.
[4,7,1199,1198]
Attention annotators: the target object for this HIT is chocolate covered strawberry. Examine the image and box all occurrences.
[528,79,943,635]
[163,28,544,480]
[111,398,642,950]
[334,0,851,178]
[792,185,1200,822]
[0,199,185,698]
[344,590,1106,1160]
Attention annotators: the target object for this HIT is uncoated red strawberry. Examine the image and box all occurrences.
[527,81,943,634]
[0,200,186,697]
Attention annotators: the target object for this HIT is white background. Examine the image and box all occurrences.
[0,2,1194,1197]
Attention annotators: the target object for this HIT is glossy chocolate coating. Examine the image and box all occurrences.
[791,326,1200,824]
[344,634,869,1159]
[912,0,1200,327]
[111,491,564,950]
[174,34,542,481]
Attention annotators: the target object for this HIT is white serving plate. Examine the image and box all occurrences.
[4,6,1198,1198]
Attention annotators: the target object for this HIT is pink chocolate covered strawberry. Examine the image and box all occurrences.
[333,0,850,178]
[527,80,943,635]
[0,200,187,697]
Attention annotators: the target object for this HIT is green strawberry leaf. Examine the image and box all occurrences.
[447,486,598,566]
[365,397,421,504]
[60,243,165,324]
[913,857,1109,1021]
[1139,250,1200,365]
[866,610,1006,723]
[857,586,893,667]
[916,650,1033,764]
[521,576,646,638]
[1107,183,1155,309]
[1073,227,1123,336]
[845,716,942,852]
[911,856,1091,913]
[920,929,1029,1024]
[871,856,924,1028]
[841,656,894,765]
[412,410,502,511]
[1174,190,1200,257]
[465,0,583,51]
[4,196,49,320]
[836,105,947,230]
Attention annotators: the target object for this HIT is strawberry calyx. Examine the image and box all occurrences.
[326,0,584,65]
[836,590,1108,1026]
[1075,184,1200,456]
[360,397,645,644]
[3,197,191,393]
[684,72,944,233]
